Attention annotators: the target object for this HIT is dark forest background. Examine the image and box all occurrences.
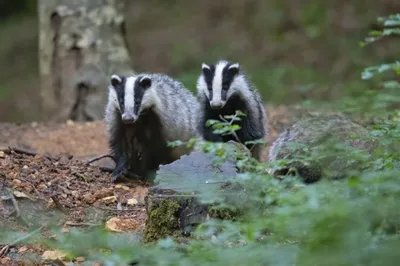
[0,0,399,122]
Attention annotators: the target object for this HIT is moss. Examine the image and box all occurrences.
[208,204,241,220]
[144,198,181,243]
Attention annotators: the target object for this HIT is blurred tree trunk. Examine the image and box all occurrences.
[38,0,134,121]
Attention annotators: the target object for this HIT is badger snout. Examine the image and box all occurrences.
[210,100,226,109]
[121,112,137,124]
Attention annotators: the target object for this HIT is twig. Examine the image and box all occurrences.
[5,146,56,160]
[218,114,242,143]
[0,225,45,258]
[86,154,116,165]
[51,196,68,214]
[64,221,101,227]
[7,189,30,227]
[95,206,141,212]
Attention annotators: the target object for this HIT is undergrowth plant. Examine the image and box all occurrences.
[1,13,400,266]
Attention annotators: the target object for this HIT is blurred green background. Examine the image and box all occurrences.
[0,0,399,122]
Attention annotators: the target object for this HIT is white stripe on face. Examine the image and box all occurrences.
[124,76,137,115]
[211,61,227,106]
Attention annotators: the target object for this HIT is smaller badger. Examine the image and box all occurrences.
[197,60,267,161]
[105,73,200,182]
[268,115,378,183]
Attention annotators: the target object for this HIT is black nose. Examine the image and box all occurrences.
[121,113,136,124]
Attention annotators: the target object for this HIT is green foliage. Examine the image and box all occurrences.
[305,13,400,121]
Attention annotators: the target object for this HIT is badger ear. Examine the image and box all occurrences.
[228,63,240,76]
[111,74,122,87]
[139,75,152,89]
[202,63,211,75]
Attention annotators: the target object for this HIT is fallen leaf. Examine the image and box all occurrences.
[13,190,33,200]
[105,217,140,232]
[75,256,86,263]
[115,184,130,191]
[12,179,22,186]
[82,193,95,204]
[66,120,74,126]
[105,217,122,232]
[0,151,4,158]
[0,257,11,265]
[127,198,138,206]
[18,246,28,253]
[101,195,117,204]
[42,250,67,260]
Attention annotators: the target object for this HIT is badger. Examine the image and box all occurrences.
[268,115,378,183]
[196,60,268,161]
[105,73,200,182]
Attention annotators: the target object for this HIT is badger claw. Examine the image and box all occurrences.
[111,164,128,183]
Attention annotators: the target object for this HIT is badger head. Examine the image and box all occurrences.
[108,74,154,124]
[197,60,241,109]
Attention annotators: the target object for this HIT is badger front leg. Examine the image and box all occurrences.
[111,156,128,182]
[202,125,223,142]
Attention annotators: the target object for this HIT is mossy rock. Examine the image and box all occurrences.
[144,142,249,242]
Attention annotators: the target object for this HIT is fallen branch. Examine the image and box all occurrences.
[0,225,45,258]
[86,154,116,165]
[3,146,56,160]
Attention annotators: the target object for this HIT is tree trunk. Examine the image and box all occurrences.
[38,0,134,121]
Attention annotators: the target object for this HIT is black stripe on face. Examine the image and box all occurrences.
[133,75,152,116]
[113,76,127,113]
[202,64,216,101]
[221,62,239,101]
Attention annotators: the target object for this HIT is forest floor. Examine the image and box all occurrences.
[0,105,310,265]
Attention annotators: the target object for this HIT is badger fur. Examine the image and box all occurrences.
[197,60,267,161]
[268,115,378,183]
[105,73,200,182]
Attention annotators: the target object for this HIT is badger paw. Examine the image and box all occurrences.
[111,164,128,183]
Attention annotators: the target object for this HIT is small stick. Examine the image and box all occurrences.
[7,189,30,227]
[51,196,68,214]
[0,225,45,258]
[86,154,116,165]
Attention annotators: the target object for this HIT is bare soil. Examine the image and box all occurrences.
[0,105,302,265]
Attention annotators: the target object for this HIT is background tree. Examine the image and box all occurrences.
[38,0,134,121]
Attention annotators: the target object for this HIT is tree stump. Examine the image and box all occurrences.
[144,142,250,242]
[38,0,134,121]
